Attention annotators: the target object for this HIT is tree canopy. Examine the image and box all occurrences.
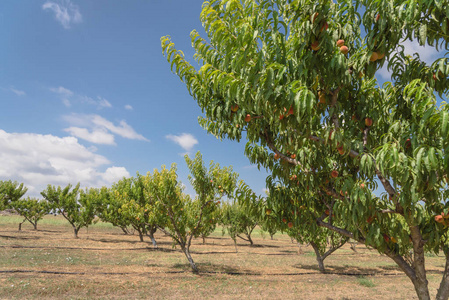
[162,0,449,299]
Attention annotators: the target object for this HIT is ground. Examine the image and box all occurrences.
[0,215,446,299]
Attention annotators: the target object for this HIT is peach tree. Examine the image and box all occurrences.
[162,0,449,298]
[143,152,238,272]
[41,184,98,238]
[10,197,51,231]
[0,180,27,210]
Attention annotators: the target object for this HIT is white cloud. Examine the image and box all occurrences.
[124,104,133,110]
[10,88,26,96]
[166,133,198,151]
[63,113,149,144]
[49,86,112,109]
[0,129,128,197]
[64,127,116,145]
[42,0,82,29]
[102,167,130,183]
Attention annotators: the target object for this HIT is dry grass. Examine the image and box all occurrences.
[0,215,446,299]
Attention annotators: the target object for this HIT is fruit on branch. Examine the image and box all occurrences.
[287,106,294,116]
[365,117,373,127]
[377,53,385,60]
[370,52,379,62]
[288,222,293,228]
[331,170,339,178]
[367,216,374,223]
[360,183,365,189]
[244,114,251,122]
[383,234,390,243]
[435,215,444,223]
[290,154,296,159]
[318,91,326,104]
[375,14,380,22]
[337,39,345,47]
[279,114,285,120]
[231,104,239,112]
[290,175,297,181]
[311,41,320,51]
[282,218,287,223]
[266,209,272,216]
[274,153,280,160]
[321,22,328,32]
[340,46,349,55]
[405,138,411,149]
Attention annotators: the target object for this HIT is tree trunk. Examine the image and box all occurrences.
[148,228,157,248]
[410,226,431,300]
[247,234,253,246]
[138,230,144,242]
[436,252,449,300]
[33,222,37,230]
[202,236,206,245]
[310,241,325,273]
[120,227,129,235]
[297,242,304,255]
[73,227,79,239]
[270,233,274,240]
[18,218,26,231]
[182,246,198,273]
[234,238,238,253]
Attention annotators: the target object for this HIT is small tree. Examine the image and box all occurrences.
[221,201,258,249]
[95,187,134,235]
[111,175,153,243]
[10,198,51,230]
[41,184,97,238]
[0,180,27,210]
[185,151,239,244]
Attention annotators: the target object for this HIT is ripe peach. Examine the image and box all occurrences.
[340,46,349,55]
[279,114,285,120]
[377,53,385,60]
[337,39,345,47]
[435,215,444,223]
[360,183,365,189]
[290,154,296,159]
[274,153,280,160]
[365,117,373,127]
[311,41,320,51]
[321,22,328,32]
[266,209,272,216]
[370,52,379,62]
[231,104,239,112]
[282,218,287,223]
[331,170,339,178]
[375,14,380,22]
[288,222,293,228]
[244,114,251,122]
[287,106,294,116]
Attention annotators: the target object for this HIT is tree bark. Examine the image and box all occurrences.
[410,226,431,300]
[310,241,326,273]
[202,236,206,245]
[182,246,198,273]
[73,227,79,239]
[247,234,253,246]
[138,229,144,242]
[148,228,157,248]
[436,252,449,300]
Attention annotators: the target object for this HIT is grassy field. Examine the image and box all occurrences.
[0,215,446,299]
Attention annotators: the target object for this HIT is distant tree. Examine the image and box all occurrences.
[95,187,134,235]
[41,184,97,238]
[0,180,27,210]
[185,151,239,244]
[221,200,258,249]
[110,175,153,243]
[10,198,51,230]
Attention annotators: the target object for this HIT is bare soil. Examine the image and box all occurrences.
[0,215,446,299]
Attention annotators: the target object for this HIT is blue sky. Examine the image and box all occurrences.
[0,0,269,197]
[0,1,442,198]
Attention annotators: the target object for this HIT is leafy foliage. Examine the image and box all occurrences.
[162,0,449,297]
